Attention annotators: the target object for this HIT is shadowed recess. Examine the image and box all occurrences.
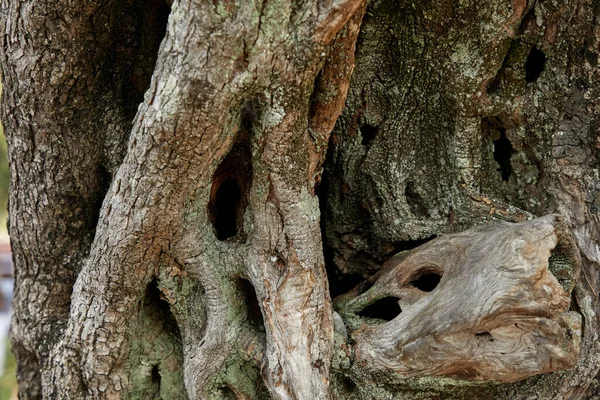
[410,271,442,292]
[358,297,402,321]
[483,117,515,182]
[151,365,161,394]
[125,277,185,398]
[381,235,437,261]
[493,130,515,182]
[360,123,378,146]
[238,278,264,326]
[475,332,494,342]
[121,0,171,120]
[143,278,182,343]
[88,163,113,247]
[211,179,242,240]
[208,117,253,241]
[219,386,237,400]
[524,46,546,83]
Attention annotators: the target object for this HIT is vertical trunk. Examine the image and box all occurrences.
[2,0,364,398]
[0,0,598,399]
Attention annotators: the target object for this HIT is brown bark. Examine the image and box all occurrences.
[0,0,598,399]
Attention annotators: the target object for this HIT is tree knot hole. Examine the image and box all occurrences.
[210,178,242,241]
[410,270,442,292]
[360,123,378,146]
[493,127,515,182]
[208,127,253,242]
[525,46,546,83]
[238,278,264,327]
[358,297,401,321]
[151,364,161,385]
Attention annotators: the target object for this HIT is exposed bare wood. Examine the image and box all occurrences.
[335,215,581,382]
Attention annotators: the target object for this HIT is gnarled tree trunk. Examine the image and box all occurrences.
[0,0,598,399]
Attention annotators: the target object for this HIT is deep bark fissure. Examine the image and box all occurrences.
[524,46,547,83]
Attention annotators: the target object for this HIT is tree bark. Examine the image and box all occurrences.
[0,0,598,399]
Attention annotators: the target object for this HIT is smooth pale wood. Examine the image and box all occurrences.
[335,215,581,382]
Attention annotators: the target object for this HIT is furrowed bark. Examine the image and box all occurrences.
[0,0,364,398]
[1,0,598,398]
[323,0,600,398]
[0,0,167,397]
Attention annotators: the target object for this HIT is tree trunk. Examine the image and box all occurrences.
[1,0,598,399]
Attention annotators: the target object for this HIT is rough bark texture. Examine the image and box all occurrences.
[0,0,598,399]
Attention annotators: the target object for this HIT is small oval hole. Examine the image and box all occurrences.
[360,123,378,146]
[358,297,401,321]
[411,272,442,292]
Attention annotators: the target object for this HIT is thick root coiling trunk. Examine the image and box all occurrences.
[1,0,598,399]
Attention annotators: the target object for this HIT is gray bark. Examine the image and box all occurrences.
[0,0,598,399]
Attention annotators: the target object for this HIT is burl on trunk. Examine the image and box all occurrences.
[334,215,581,382]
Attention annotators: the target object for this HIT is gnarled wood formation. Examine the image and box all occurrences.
[335,215,581,382]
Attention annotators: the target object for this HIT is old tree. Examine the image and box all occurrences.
[1,0,599,398]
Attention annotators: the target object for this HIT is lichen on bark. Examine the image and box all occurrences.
[0,0,598,399]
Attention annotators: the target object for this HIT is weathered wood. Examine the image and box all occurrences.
[0,0,597,398]
[335,215,581,382]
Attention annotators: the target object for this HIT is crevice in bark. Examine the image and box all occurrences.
[143,278,182,341]
[475,331,494,342]
[483,117,515,182]
[208,126,253,242]
[151,365,161,395]
[330,274,370,298]
[358,297,401,321]
[126,277,186,398]
[317,154,357,300]
[121,0,171,120]
[381,235,437,261]
[410,271,442,292]
[219,385,237,400]
[493,130,515,182]
[524,46,546,83]
[90,164,112,240]
[360,122,378,146]
[238,278,264,327]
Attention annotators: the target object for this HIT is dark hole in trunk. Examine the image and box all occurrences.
[358,297,402,321]
[220,386,237,400]
[211,179,242,241]
[493,130,515,182]
[90,163,112,243]
[332,274,371,298]
[238,278,264,326]
[411,272,441,292]
[143,278,181,338]
[140,278,182,395]
[208,113,253,242]
[340,377,358,394]
[524,46,546,83]
[360,123,378,146]
[151,364,161,386]
[124,0,170,113]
